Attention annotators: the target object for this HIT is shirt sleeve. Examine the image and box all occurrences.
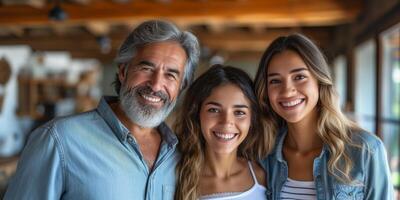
[365,138,394,200]
[3,124,65,200]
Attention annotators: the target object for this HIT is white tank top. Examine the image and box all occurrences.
[199,161,267,200]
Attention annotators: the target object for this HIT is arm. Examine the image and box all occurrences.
[4,125,65,200]
[365,138,394,200]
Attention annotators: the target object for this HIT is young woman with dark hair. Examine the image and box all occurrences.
[175,64,272,200]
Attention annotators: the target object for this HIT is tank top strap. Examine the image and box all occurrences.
[247,161,259,185]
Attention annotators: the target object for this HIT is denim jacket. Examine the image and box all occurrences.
[4,96,179,200]
[261,129,394,200]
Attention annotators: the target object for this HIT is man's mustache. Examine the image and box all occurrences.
[125,85,169,103]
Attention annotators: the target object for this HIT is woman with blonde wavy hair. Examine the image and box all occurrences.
[175,64,272,200]
[254,33,393,200]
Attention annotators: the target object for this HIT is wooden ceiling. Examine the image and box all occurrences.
[0,0,363,63]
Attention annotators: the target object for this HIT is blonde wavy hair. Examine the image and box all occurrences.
[175,65,273,200]
[254,33,362,184]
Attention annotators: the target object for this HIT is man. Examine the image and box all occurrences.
[4,20,200,200]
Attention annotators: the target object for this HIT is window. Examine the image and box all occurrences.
[381,24,400,192]
[333,55,347,109]
[354,40,376,133]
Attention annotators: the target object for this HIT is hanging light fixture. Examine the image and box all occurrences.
[49,0,68,21]
[96,35,112,54]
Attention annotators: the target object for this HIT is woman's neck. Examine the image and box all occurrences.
[203,149,245,179]
[286,108,323,153]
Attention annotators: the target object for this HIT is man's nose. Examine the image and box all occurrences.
[148,71,164,92]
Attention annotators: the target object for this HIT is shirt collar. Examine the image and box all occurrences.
[97,96,130,142]
[158,122,178,148]
[96,96,178,148]
[275,128,287,163]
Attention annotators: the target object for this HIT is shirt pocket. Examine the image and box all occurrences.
[162,184,175,200]
[333,184,364,200]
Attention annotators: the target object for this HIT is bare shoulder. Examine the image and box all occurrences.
[251,161,266,187]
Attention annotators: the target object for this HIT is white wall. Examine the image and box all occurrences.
[0,45,32,157]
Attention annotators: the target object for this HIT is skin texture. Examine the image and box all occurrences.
[119,41,187,109]
[112,41,187,170]
[199,83,266,195]
[267,50,323,181]
[266,50,319,125]
[200,83,251,155]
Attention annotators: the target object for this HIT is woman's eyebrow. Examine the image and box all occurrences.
[268,67,308,77]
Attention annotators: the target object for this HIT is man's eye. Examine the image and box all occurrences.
[143,67,151,71]
[140,66,152,71]
[167,73,177,80]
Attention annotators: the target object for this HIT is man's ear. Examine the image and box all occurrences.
[118,64,126,83]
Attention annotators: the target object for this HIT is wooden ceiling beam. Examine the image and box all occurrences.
[196,28,332,52]
[0,0,46,8]
[0,26,25,37]
[85,22,111,36]
[51,24,73,36]
[0,0,362,27]
[207,21,226,34]
[0,27,333,62]
[68,0,92,5]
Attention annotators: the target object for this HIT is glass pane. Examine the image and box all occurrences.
[354,40,376,133]
[381,24,400,196]
[333,55,347,109]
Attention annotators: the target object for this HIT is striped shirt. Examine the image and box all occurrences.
[280,178,317,200]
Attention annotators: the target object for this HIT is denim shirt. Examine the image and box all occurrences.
[262,129,394,200]
[4,96,179,200]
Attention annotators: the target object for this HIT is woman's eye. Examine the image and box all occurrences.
[234,110,246,116]
[294,74,306,80]
[269,79,280,84]
[207,108,219,113]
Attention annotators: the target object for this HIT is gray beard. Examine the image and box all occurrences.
[119,85,176,128]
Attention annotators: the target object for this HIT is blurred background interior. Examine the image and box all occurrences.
[0,0,399,198]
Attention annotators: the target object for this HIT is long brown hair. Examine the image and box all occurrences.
[175,64,271,200]
[254,33,362,184]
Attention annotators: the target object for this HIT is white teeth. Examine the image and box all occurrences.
[141,94,161,103]
[281,99,303,107]
[214,132,236,140]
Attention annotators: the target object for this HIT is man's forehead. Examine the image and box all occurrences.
[133,41,187,67]
[138,41,185,53]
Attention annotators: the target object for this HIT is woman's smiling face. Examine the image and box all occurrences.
[266,50,319,124]
[200,83,252,155]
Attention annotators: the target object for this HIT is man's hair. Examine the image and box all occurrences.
[113,20,200,94]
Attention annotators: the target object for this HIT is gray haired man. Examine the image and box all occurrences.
[4,20,200,200]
